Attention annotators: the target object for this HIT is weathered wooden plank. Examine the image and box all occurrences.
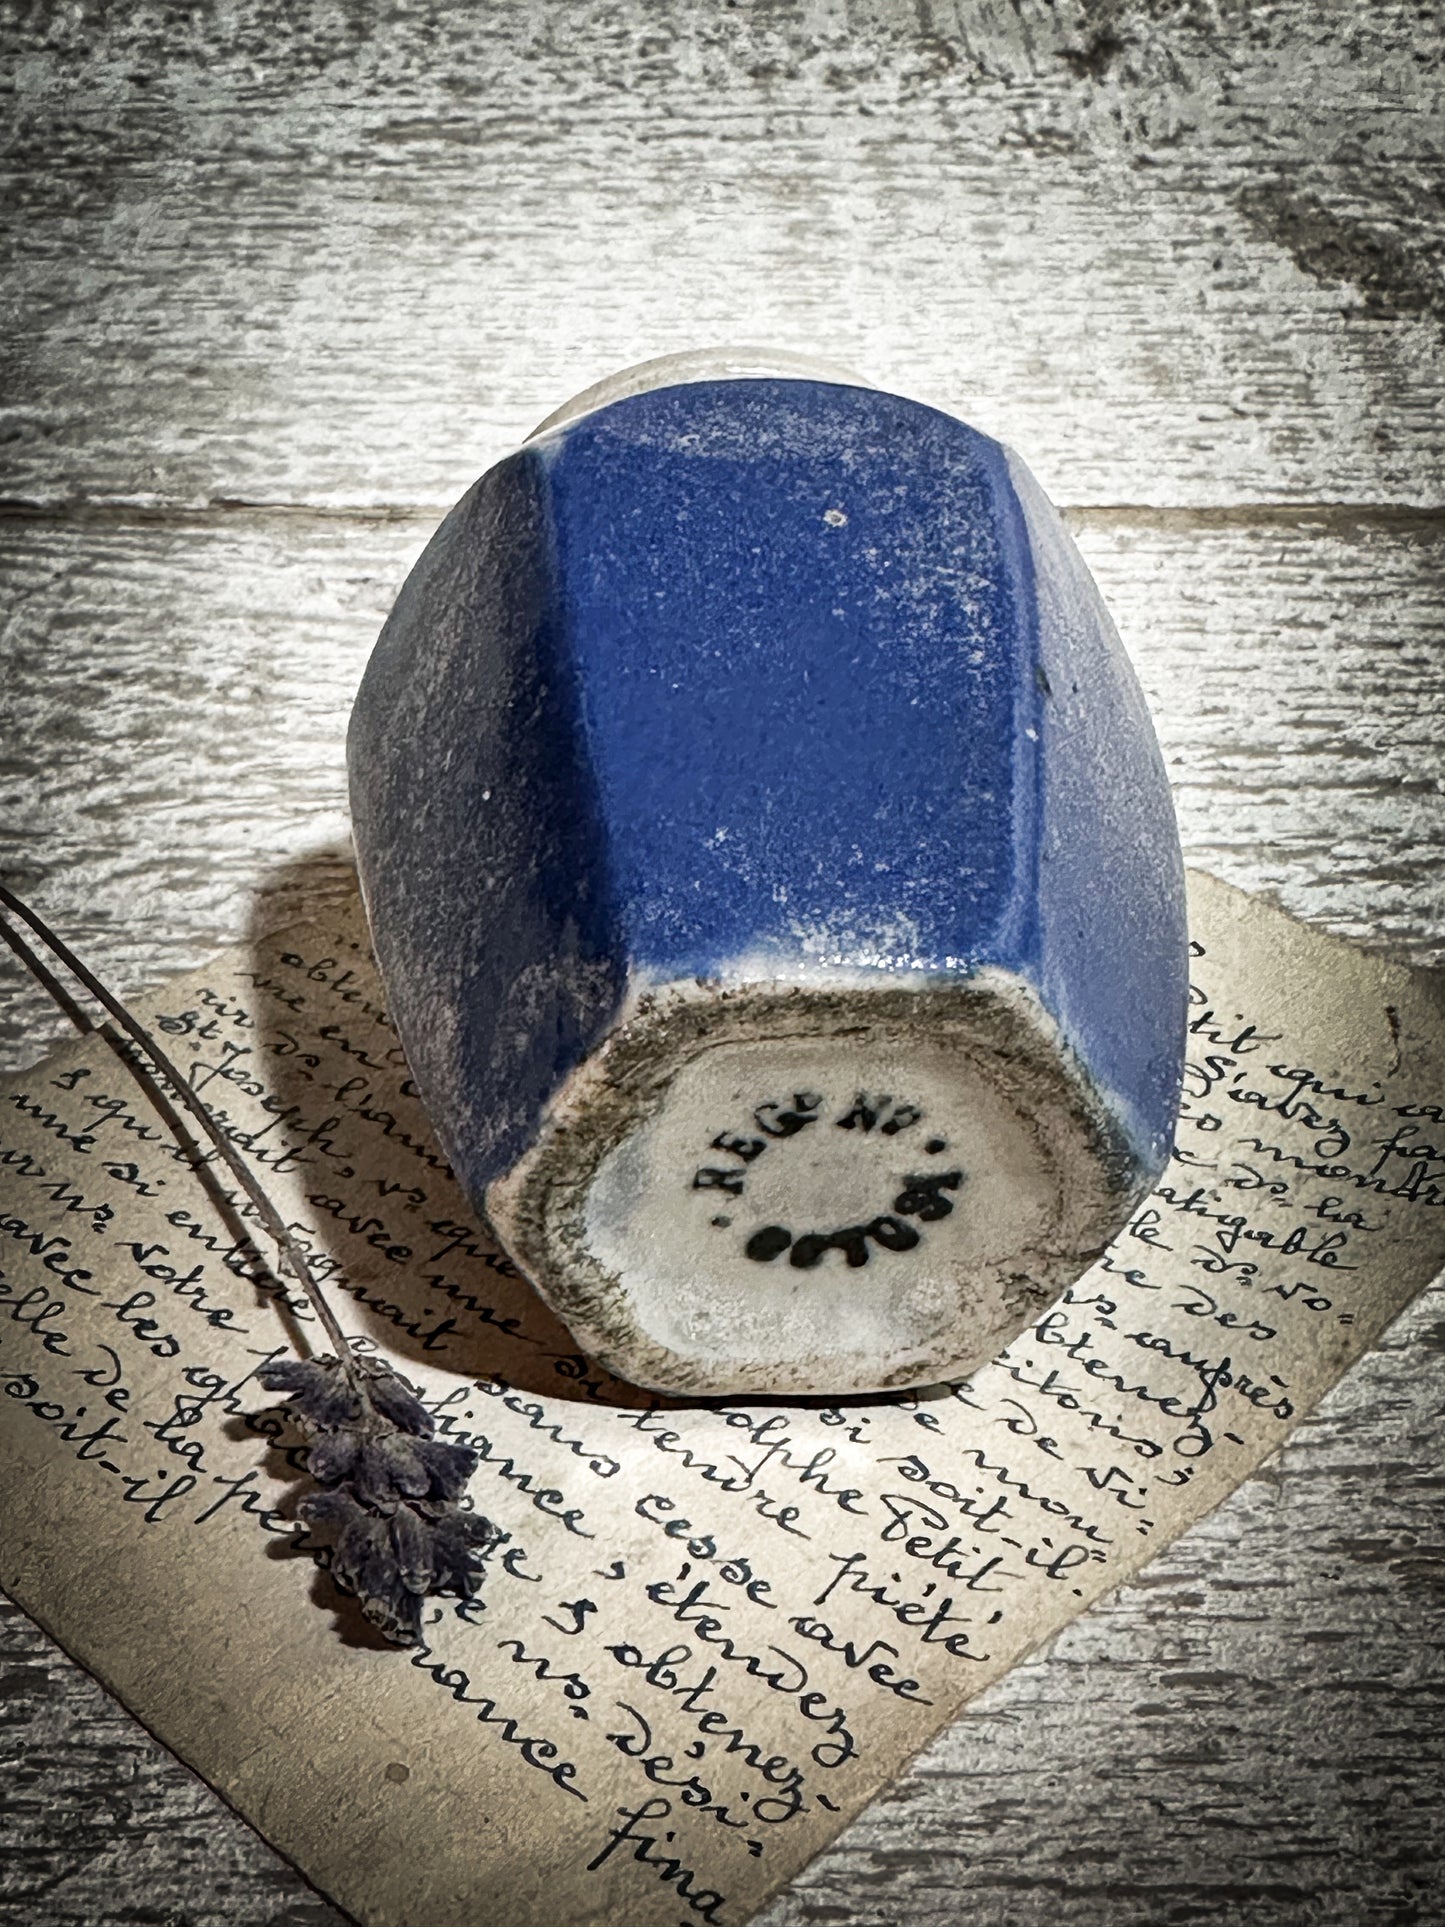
[0,1594,349,1927]
[4,506,1441,1074]
[1,0,1442,511]
[1074,508,1445,965]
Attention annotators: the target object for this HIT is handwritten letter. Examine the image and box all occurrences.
[1,871,1442,1926]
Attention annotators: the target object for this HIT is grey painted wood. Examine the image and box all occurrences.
[1,1,1443,511]
[3,508,1441,1058]
[2,1,1443,1923]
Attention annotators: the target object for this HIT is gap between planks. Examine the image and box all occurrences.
[1,499,1443,535]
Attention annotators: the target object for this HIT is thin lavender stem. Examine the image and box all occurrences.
[0,882,357,1373]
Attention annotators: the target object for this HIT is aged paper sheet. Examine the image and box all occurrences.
[1,870,1442,1927]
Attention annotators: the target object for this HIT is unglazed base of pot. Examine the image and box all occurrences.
[486,971,1144,1397]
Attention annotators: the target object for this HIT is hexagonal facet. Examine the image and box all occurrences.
[349,368,1187,1396]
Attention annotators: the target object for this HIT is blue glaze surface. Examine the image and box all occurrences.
[349,378,1186,1199]
[1007,453,1187,1170]
[537,386,1035,976]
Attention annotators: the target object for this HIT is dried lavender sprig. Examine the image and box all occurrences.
[258,1354,501,1644]
[0,885,502,1642]
[0,882,356,1371]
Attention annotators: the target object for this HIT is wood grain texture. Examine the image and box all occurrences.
[1,0,1443,1923]
[1,0,1443,511]
[3,507,1441,1063]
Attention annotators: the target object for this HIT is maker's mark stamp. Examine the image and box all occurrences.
[691,1090,967,1273]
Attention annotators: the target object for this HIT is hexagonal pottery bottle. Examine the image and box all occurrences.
[349,351,1187,1398]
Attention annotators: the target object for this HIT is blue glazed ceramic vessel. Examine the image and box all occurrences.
[349,354,1187,1396]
